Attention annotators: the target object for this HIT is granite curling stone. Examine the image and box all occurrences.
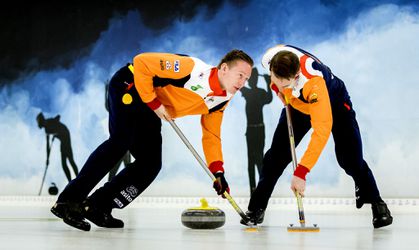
[181,198,225,229]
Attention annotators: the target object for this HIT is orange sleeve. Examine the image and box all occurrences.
[299,77,333,170]
[284,90,310,115]
[132,53,195,104]
[200,107,227,167]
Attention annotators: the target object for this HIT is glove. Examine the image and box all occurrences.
[213,172,230,197]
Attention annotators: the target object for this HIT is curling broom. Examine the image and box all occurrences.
[284,102,320,232]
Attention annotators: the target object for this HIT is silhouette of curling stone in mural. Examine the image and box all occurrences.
[49,182,59,195]
[181,198,225,229]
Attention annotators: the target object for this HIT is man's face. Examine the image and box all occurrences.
[220,60,252,94]
[270,71,300,92]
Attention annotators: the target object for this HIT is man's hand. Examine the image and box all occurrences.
[277,91,287,105]
[272,83,293,106]
[213,172,230,198]
[291,176,306,197]
[153,105,172,121]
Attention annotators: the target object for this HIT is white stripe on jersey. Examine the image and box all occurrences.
[184,57,232,110]
[262,45,323,98]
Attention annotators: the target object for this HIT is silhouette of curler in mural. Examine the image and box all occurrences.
[36,112,79,184]
[240,67,272,195]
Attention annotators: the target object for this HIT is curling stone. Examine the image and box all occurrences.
[181,198,225,229]
[48,182,58,195]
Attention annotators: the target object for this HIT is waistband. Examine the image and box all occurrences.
[247,123,264,128]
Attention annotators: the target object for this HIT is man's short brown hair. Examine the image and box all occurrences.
[217,49,254,69]
[270,51,300,79]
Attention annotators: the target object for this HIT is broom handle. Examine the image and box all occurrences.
[38,136,54,195]
[168,119,249,222]
[285,104,306,226]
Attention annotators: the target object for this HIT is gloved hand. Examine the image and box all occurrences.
[213,172,230,197]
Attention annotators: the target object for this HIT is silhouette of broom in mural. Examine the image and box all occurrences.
[38,137,55,195]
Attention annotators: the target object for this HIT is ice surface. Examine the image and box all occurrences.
[0,196,417,250]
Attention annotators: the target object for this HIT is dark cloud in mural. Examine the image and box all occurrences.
[0,0,249,86]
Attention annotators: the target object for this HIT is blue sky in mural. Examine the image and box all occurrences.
[1,0,419,197]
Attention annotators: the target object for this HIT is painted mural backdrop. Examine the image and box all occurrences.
[1,0,418,198]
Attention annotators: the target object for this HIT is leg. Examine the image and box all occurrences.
[122,151,131,167]
[246,128,257,195]
[88,112,162,210]
[255,126,265,176]
[60,149,72,182]
[65,141,79,177]
[58,139,128,202]
[332,100,392,228]
[248,108,311,212]
[51,64,138,231]
[57,64,136,203]
[108,157,124,181]
[332,101,381,204]
[80,67,162,227]
[63,143,79,179]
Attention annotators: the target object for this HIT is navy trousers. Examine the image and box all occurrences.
[58,65,162,211]
[248,98,381,211]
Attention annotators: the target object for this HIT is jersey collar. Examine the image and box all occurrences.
[209,68,227,96]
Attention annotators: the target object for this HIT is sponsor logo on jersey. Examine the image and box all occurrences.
[204,96,215,103]
[191,84,203,91]
[309,93,318,103]
[120,190,133,202]
[126,185,138,197]
[174,60,180,72]
[166,61,172,70]
[160,60,164,70]
[113,198,124,208]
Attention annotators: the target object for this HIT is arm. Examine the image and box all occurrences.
[133,53,195,110]
[201,109,224,172]
[263,75,273,104]
[298,77,333,172]
[290,77,332,196]
[133,53,195,120]
[201,108,231,197]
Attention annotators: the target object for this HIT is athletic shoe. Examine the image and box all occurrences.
[51,201,91,231]
[372,201,393,228]
[240,209,265,225]
[82,199,124,228]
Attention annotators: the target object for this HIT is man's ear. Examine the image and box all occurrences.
[220,62,228,72]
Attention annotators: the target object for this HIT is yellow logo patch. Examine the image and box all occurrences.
[309,93,318,103]
[122,93,133,105]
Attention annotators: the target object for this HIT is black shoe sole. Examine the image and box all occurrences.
[373,217,393,228]
[63,217,91,231]
[240,217,263,226]
[50,207,64,219]
[84,215,124,228]
[240,218,251,226]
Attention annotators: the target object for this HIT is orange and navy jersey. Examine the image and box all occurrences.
[262,45,335,170]
[132,53,232,168]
